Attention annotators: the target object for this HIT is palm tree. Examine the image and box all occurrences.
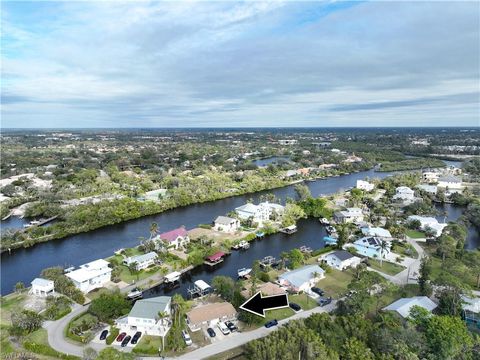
[379,240,389,267]
[157,311,169,351]
[150,222,159,239]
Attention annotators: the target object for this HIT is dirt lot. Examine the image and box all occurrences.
[188,228,250,245]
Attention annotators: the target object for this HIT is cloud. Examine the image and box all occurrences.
[1,1,479,128]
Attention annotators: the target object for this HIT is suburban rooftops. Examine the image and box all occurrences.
[129,296,171,319]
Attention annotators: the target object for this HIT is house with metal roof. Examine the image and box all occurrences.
[333,207,364,224]
[278,264,325,293]
[352,236,391,259]
[321,250,362,270]
[30,278,55,297]
[123,251,158,271]
[407,215,447,237]
[361,227,392,239]
[65,259,112,293]
[116,296,172,337]
[213,216,240,233]
[383,296,437,318]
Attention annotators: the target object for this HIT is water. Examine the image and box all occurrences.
[1,216,29,230]
[0,169,391,294]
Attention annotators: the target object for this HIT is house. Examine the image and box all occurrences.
[321,251,361,271]
[278,265,325,293]
[235,202,284,226]
[117,296,171,336]
[278,139,298,145]
[393,186,415,202]
[407,216,447,237]
[285,170,300,177]
[361,227,392,239]
[422,171,439,183]
[356,180,374,192]
[213,216,240,233]
[157,227,190,250]
[30,278,55,297]
[383,296,437,318]
[352,236,390,259]
[334,207,364,224]
[65,259,112,293]
[123,252,158,271]
[186,302,237,332]
[417,184,438,195]
[240,282,286,299]
[437,175,463,190]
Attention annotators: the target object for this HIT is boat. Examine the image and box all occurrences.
[126,288,143,300]
[319,218,330,225]
[237,268,252,278]
[164,271,181,283]
[280,224,297,234]
[233,240,250,250]
[323,236,338,244]
[326,226,337,234]
[255,231,265,238]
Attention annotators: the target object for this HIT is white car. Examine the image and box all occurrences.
[182,330,192,346]
[217,322,230,335]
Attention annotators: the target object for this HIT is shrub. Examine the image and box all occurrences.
[106,326,119,345]
[23,341,79,360]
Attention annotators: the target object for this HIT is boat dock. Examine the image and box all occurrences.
[187,279,212,298]
[259,255,280,268]
[204,251,226,266]
[299,245,313,253]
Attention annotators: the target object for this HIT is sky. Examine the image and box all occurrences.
[1,1,479,128]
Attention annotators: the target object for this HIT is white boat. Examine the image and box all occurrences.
[233,240,250,250]
[164,271,181,283]
[127,288,143,299]
[320,218,330,225]
[237,268,252,277]
[280,224,297,234]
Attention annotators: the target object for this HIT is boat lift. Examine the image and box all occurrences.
[187,280,211,298]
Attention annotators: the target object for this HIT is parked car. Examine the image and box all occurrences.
[131,331,142,345]
[99,329,108,340]
[121,335,131,347]
[182,330,192,346]
[319,297,333,306]
[225,321,238,332]
[265,319,278,328]
[289,302,301,311]
[311,287,325,296]
[116,332,127,342]
[207,327,216,337]
[217,322,231,335]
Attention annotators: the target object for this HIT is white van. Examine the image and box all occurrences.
[182,330,192,346]
[217,322,230,335]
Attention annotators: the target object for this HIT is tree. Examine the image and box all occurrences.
[379,240,389,267]
[342,338,374,360]
[89,291,131,322]
[14,281,25,293]
[294,183,311,201]
[128,262,140,281]
[418,257,432,296]
[149,222,159,239]
[83,347,98,360]
[281,203,306,227]
[212,276,235,302]
[11,310,43,335]
[97,348,135,360]
[287,249,304,270]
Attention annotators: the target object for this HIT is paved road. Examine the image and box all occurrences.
[140,301,337,360]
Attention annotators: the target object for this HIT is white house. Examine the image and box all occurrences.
[321,251,361,271]
[30,278,55,297]
[333,207,364,224]
[417,184,438,195]
[157,227,190,250]
[278,265,325,293]
[65,259,112,293]
[393,186,415,202]
[383,296,437,318]
[352,236,391,259]
[213,216,240,233]
[407,215,447,237]
[117,296,171,337]
[422,171,439,183]
[437,175,463,190]
[123,252,158,271]
[361,227,392,239]
[235,202,284,226]
[356,180,374,192]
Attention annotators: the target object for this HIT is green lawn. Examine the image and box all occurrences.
[368,259,405,276]
[133,335,162,355]
[1,292,27,325]
[392,242,419,259]
[405,230,425,239]
[316,269,354,298]
[289,293,317,310]
[264,306,295,323]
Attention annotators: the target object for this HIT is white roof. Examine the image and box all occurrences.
[31,278,54,288]
[235,203,259,213]
[165,271,181,281]
[383,296,437,318]
[396,186,414,193]
[127,252,157,264]
[279,265,325,288]
[194,280,211,291]
[361,227,392,238]
[462,296,480,313]
[66,259,111,283]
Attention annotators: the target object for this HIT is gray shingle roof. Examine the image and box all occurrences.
[129,296,171,320]
[331,250,355,261]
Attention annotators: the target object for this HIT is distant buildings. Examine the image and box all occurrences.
[65,259,112,293]
[278,139,298,145]
[186,302,237,332]
[352,236,391,259]
[235,202,285,226]
[422,171,439,183]
[383,296,437,318]
[356,180,374,192]
[123,252,158,271]
[30,278,55,297]
[213,216,240,233]
[278,264,325,293]
[334,207,364,224]
[407,215,447,237]
[393,186,415,202]
[321,251,361,271]
[437,175,463,189]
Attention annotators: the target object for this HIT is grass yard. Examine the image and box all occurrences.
[392,242,418,259]
[117,264,162,283]
[316,269,354,298]
[368,259,405,276]
[0,292,27,325]
[405,230,425,239]
[288,294,317,310]
[133,335,162,355]
[264,306,295,323]
[206,346,247,360]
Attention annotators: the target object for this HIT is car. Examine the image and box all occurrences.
[116,332,127,342]
[264,319,278,328]
[207,327,216,337]
[99,329,108,340]
[130,331,142,345]
[182,330,192,346]
[225,321,237,332]
[289,302,301,311]
[319,297,333,306]
[217,322,230,335]
[311,287,325,296]
[121,335,131,347]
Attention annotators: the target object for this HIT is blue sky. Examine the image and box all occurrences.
[1,1,479,128]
